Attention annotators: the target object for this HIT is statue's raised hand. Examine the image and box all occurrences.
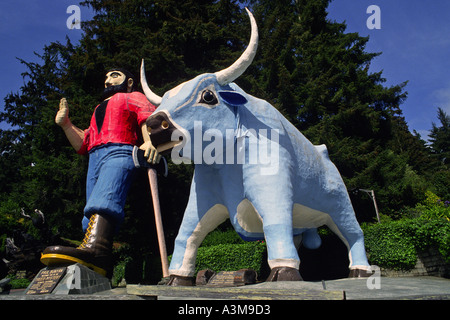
[55,98,70,128]
[54,98,84,151]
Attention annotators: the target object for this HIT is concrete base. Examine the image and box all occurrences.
[2,276,449,300]
[25,263,111,295]
[127,276,450,300]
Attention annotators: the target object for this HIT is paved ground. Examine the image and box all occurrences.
[1,276,449,300]
[318,276,450,300]
[128,276,450,300]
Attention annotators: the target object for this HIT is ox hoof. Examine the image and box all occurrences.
[348,268,373,278]
[266,267,302,282]
[167,275,195,286]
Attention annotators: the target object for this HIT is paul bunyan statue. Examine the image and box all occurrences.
[141,8,372,285]
[41,68,160,277]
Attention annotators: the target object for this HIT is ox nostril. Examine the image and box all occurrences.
[161,120,169,129]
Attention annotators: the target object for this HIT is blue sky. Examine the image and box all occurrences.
[0,0,94,130]
[1,1,450,140]
[327,0,450,138]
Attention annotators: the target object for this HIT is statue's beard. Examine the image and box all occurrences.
[102,81,128,100]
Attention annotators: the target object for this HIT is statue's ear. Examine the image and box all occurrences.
[218,91,248,106]
[127,77,134,92]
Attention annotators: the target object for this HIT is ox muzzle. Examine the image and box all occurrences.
[146,112,184,155]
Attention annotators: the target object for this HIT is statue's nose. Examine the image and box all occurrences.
[146,113,176,147]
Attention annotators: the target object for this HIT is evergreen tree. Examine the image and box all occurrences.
[0,42,88,240]
[428,108,450,199]
[429,107,450,166]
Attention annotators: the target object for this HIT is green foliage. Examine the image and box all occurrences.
[111,243,133,286]
[111,259,127,287]
[429,169,450,201]
[6,274,31,289]
[196,230,266,274]
[362,218,450,270]
[0,199,34,253]
[362,221,417,270]
[167,230,267,275]
[200,229,246,247]
[0,199,23,232]
[415,190,450,221]
[429,108,450,166]
[196,242,266,274]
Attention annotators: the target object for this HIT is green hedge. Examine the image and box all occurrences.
[200,229,246,247]
[196,242,266,274]
[179,230,267,275]
[362,218,450,270]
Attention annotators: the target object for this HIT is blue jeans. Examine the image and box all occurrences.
[82,144,136,232]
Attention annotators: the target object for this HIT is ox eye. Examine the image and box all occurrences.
[200,90,218,105]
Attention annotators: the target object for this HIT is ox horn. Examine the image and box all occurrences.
[140,59,163,106]
[215,7,258,86]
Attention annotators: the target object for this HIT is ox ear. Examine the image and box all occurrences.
[218,91,248,106]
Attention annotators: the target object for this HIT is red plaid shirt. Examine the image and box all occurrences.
[78,92,155,155]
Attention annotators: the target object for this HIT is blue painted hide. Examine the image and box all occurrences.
[148,73,370,277]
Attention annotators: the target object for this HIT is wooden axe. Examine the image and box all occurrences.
[132,146,169,278]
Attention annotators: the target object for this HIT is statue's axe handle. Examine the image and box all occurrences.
[132,146,169,278]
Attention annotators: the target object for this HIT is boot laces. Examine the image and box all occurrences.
[78,214,97,249]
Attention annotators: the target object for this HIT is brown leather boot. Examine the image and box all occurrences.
[40,214,114,277]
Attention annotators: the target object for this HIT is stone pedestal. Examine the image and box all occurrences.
[25,263,111,295]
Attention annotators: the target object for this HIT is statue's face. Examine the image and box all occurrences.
[105,71,126,88]
[102,70,134,100]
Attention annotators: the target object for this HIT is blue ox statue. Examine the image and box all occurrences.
[141,8,371,285]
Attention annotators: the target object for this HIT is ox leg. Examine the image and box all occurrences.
[168,169,229,286]
[327,205,372,278]
[243,155,301,281]
[317,149,372,277]
[263,222,303,281]
[244,190,301,280]
[168,204,228,285]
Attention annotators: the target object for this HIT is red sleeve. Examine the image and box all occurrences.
[76,128,90,155]
[127,92,156,126]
